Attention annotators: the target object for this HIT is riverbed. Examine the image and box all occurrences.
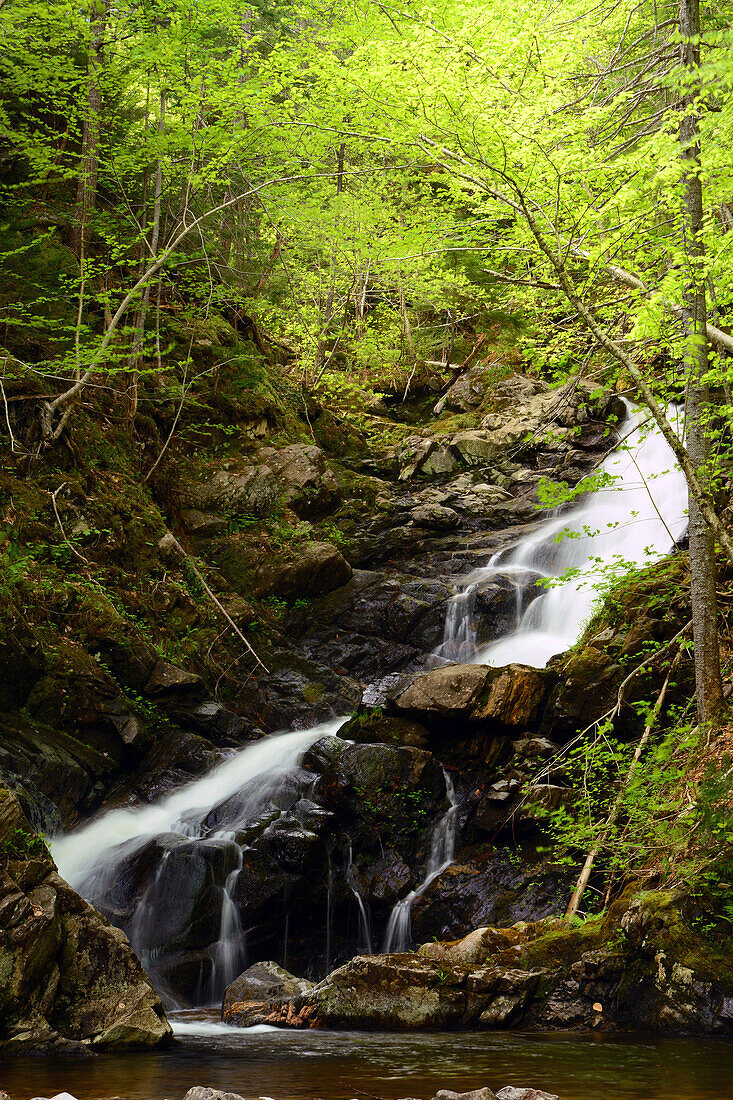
[3,1013,733,1100]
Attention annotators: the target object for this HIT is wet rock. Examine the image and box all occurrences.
[410,847,567,941]
[98,833,235,954]
[471,571,545,644]
[282,569,453,681]
[223,961,313,1025]
[495,1090,559,1100]
[258,649,362,729]
[0,787,171,1052]
[338,714,430,749]
[360,850,413,902]
[254,541,352,599]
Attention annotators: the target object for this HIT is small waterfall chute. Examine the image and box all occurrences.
[383,770,458,953]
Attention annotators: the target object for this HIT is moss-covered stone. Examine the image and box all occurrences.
[0,788,171,1051]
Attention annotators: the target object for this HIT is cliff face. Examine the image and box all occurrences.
[0,787,171,1052]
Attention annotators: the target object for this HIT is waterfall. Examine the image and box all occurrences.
[50,399,690,997]
[52,718,345,1002]
[53,722,341,885]
[207,845,246,1004]
[434,402,688,670]
[383,770,458,952]
[346,844,373,954]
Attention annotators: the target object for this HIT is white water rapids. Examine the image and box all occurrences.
[52,400,689,993]
[434,401,688,669]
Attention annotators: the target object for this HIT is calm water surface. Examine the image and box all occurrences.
[3,1013,733,1100]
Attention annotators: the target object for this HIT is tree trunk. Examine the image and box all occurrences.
[679,0,724,723]
[314,143,345,382]
[72,0,107,260]
[127,86,166,424]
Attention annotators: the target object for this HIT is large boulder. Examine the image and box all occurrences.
[222,961,313,1025]
[0,788,171,1052]
[256,443,340,517]
[394,665,490,719]
[450,430,499,466]
[188,463,279,519]
[471,666,548,728]
[265,895,733,1035]
[393,664,550,731]
[254,541,352,599]
[396,437,458,480]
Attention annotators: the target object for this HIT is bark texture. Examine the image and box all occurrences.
[679,0,724,722]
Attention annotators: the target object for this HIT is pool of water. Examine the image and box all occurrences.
[3,1013,733,1100]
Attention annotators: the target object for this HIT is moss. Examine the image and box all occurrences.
[503,916,606,971]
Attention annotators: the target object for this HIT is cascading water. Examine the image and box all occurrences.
[51,400,690,1004]
[383,770,458,952]
[52,718,344,1005]
[434,402,689,670]
[346,844,373,954]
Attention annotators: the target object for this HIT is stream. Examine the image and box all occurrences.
[4,1016,733,1100]
[33,403,726,1100]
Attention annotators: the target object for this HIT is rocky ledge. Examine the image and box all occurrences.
[0,787,171,1052]
[223,889,733,1036]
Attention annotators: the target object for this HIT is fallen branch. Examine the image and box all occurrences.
[565,647,684,920]
[49,483,90,565]
[612,619,692,719]
[166,533,269,674]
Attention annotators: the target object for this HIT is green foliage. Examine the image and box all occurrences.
[0,825,48,862]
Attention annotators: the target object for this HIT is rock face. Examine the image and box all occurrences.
[257,443,341,517]
[260,892,733,1036]
[0,787,171,1052]
[85,735,450,999]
